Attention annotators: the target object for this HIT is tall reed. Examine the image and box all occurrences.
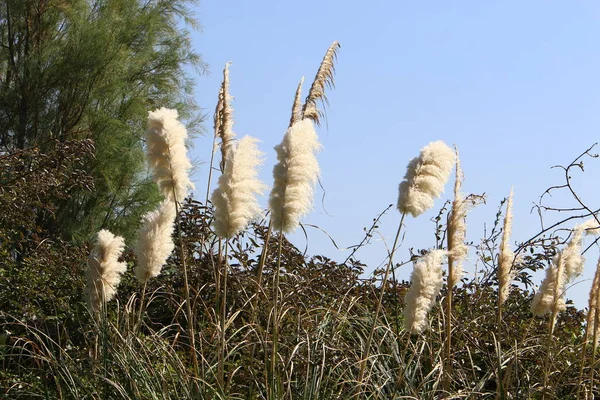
[358,140,455,388]
[498,188,515,323]
[211,135,266,390]
[444,148,469,387]
[136,107,196,375]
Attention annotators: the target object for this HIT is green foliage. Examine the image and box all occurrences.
[0,0,204,241]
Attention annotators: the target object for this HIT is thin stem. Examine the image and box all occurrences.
[590,305,600,396]
[163,135,199,379]
[542,259,566,399]
[101,289,109,399]
[175,199,199,378]
[270,232,285,400]
[577,309,593,399]
[246,221,272,399]
[137,278,148,332]
[357,213,406,388]
[445,234,454,392]
[200,136,219,287]
[218,239,230,392]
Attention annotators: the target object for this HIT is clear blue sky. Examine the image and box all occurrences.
[187,1,600,309]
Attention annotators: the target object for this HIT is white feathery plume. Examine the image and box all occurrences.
[85,229,127,312]
[531,219,599,316]
[563,219,599,279]
[146,107,194,203]
[134,200,176,283]
[447,149,467,286]
[585,258,600,344]
[269,119,322,233]
[403,249,447,334]
[498,188,515,306]
[531,254,567,317]
[397,140,456,218]
[218,63,235,172]
[212,136,267,238]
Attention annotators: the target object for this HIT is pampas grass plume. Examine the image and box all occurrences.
[86,229,127,312]
[498,188,515,306]
[403,249,447,334]
[212,136,267,238]
[146,107,194,202]
[586,258,600,344]
[218,63,236,172]
[397,140,455,218]
[447,149,467,286]
[134,200,176,283]
[531,219,599,316]
[269,119,322,233]
[531,255,566,317]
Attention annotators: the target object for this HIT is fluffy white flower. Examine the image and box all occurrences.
[269,119,322,233]
[403,249,447,334]
[447,151,467,286]
[134,200,176,283]
[498,188,515,306]
[397,141,455,218]
[531,255,566,317]
[531,219,599,316]
[86,230,127,312]
[146,107,194,202]
[212,136,267,238]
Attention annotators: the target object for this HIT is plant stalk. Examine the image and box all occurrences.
[357,213,406,388]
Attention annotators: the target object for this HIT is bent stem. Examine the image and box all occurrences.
[357,212,406,388]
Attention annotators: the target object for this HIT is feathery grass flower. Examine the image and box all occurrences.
[403,249,447,334]
[531,219,599,316]
[447,150,467,286]
[498,188,515,306]
[212,136,267,238]
[586,258,600,343]
[86,229,127,312]
[269,119,322,233]
[217,63,235,173]
[397,141,455,218]
[134,200,176,283]
[146,107,194,203]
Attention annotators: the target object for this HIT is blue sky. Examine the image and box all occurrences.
[187,1,600,308]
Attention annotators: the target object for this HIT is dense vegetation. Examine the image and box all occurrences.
[2,2,600,400]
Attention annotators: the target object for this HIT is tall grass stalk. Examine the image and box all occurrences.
[357,212,405,387]
[577,257,600,399]
[171,170,199,379]
[270,232,286,399]
[444,149,467,389]
[217,239,230,391]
